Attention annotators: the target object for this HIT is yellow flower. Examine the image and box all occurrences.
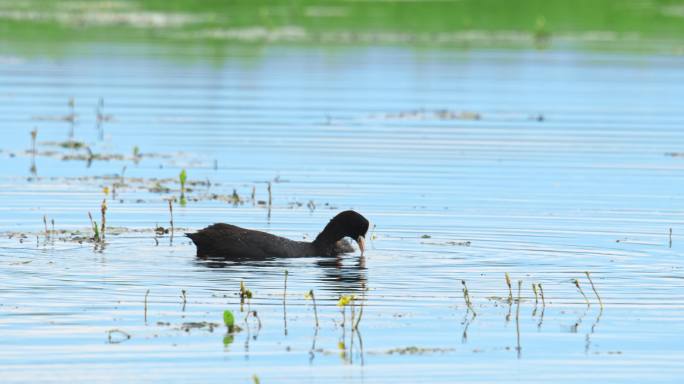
[337,295,355,307]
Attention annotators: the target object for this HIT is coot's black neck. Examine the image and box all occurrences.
[312,220,346,254]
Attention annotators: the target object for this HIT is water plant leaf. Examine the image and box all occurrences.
[223,310,235,328]
[179,169,187,188]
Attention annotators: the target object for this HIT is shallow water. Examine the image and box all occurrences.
[1,44,683,383]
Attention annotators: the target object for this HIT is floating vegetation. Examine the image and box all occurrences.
[106,329,131,344]
[382,346,455,355]
[446,240,471,246]
[377,109,481,121]
[59,140,86,149]
[180,321,219,332]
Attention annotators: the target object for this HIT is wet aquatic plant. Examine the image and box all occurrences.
[179,169,187,206]
[267,181,272,219]
[245,310,262,330]
[538,283,546,307]
[573,278,590,307]
[669,228,673,248]
[240,281,253,300]
[88,212,100,242]
[338,295,355,307]
[461,280,476,316]
[353,297,364,331]
[532,283,539,305]
[168,199,174,242]
[144,289,150,324]
[338,294,356,329]
[585,272,604,309]
[180,289,187,311]
[283,270,288,335]
[30,128,37,154]
[515,280,522,358]
[43,215,49,240]
[223,310,235,331]
[505,272,513,303]
[100,199,107,240]
[106,329,130,344]
[230,189,242,205]
[240,281,253,313]
[305,289,319,328]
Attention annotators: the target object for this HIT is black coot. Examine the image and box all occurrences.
[187,210,369,258]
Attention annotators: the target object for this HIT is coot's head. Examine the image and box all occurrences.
[314,210,370,255]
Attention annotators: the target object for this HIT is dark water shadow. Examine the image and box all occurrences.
[193,253,367,295]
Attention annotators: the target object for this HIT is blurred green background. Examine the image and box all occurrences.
[1,0,684,52]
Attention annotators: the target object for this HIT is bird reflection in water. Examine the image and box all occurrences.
[194,252,367,295]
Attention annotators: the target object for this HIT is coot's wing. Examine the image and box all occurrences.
[187,223,315,258]
[187,223,256,257]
